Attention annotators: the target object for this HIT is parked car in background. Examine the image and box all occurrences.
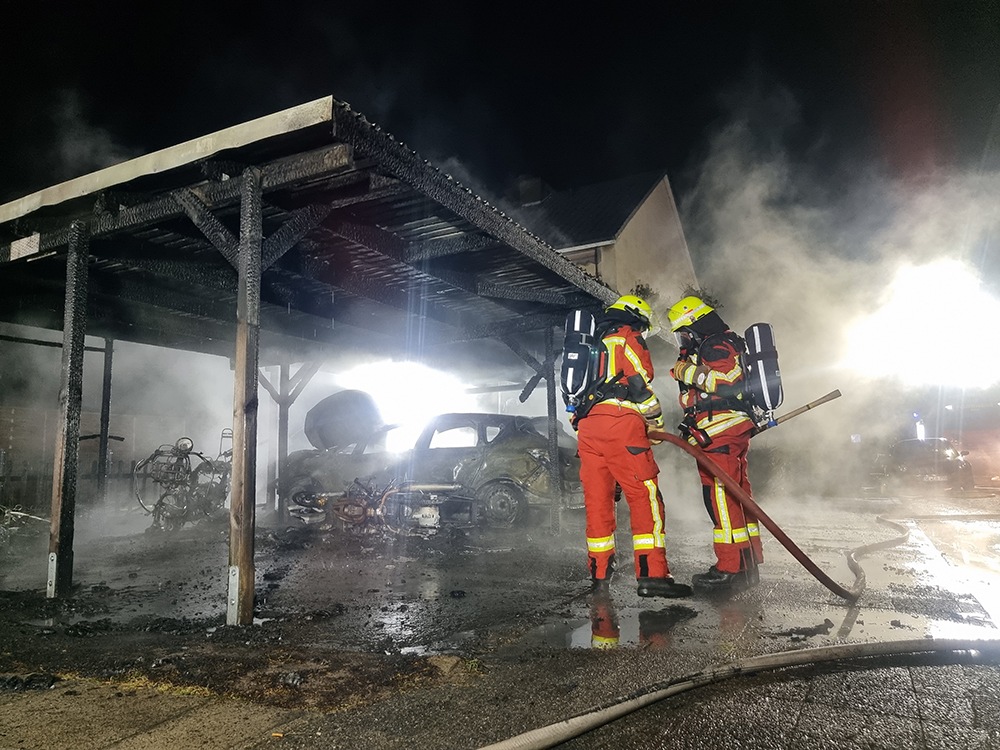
[873,437,974,492]
[281,412,583,529]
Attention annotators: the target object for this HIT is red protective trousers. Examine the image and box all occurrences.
[577,410,672,580]
[696,420,764,573]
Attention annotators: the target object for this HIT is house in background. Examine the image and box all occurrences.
[509,170,698,319]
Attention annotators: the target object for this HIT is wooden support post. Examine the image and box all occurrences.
[48,220,89,598]
[257,361,321,525]
[277,363,290,523]
[227,167,262,626]
[265,366,279,513]
[543,326,561,534]
[96,339,113,503]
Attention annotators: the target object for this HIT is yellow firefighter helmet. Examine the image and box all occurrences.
[667,296,714,332]
[606,295,659,334]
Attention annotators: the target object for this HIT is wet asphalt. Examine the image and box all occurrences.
[3,480,1000,749]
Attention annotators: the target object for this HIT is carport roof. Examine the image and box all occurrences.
[0,96,617,362]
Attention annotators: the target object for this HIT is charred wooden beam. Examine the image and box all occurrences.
[12,143,354,255]
[96,339,114,503]
[228,166,262,627]
[404,233,497,262]
[262,204,332,270]
[114,257,236,293]
[48,220,89,598]
[296,238,468,335]
[431,271,568,305]
[0,332,104,353]
[174,189,239,266]
[329,222,525,320]
[333,103,617,305]
[463,313,565,341]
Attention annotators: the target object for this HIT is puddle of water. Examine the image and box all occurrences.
[400,603,701,655]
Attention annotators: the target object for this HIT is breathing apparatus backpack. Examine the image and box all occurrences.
[741,322,783,413]
[559,310,626,424]
[560,310,603,418]
[680,322,783,443]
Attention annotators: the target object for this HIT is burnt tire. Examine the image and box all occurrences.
[476,482,527,528]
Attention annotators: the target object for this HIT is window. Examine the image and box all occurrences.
[429,425,477,449]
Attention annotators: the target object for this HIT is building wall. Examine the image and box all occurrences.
[560,176,698,323]
[610,176,698,318]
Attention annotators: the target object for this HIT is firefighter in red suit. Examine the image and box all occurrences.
[572,295,692,599]
[667,295,763,591]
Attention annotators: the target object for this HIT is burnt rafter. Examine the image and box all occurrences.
[296,237,477,335]
[262,271,336,320]
[462,312,565,341]
[404,233,498,263]
[18,143,354,255]
[259,174,409,269]
[262,204,332,269]
[333,103,617,306]
[330,221,535,317]
[115,257,236,293]
[174,188,239,266]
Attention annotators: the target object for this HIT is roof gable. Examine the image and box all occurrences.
[511,171,665,249]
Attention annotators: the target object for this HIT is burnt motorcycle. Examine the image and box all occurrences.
[288,477,480,535]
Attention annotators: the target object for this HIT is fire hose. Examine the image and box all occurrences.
[645,389,861,602]
[647,427,860,602]
[476,390,1000,750]
[477,638,1000,750]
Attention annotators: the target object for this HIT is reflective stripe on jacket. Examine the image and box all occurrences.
[591,324,662,422]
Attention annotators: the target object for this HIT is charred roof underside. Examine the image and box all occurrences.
[0,97,616,363]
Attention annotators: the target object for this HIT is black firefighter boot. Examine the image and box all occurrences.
[693,548,761,592]
[692,565,744,592]
[636,576,693,598]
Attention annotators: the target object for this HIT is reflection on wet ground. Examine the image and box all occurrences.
[3,486,1000,661]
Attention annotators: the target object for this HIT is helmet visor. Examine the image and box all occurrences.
[674,330,696,351]
[645,310,661,337]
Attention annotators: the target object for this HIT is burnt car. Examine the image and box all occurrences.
[281,412,583,529]
[874,437,974,492]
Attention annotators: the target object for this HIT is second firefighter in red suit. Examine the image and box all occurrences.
[667,295,763,591]
[573,295,691,599]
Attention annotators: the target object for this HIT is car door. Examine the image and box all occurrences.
[405,416,485,487]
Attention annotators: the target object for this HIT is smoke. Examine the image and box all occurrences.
[677,81,1000,496]
[50,90,141,183]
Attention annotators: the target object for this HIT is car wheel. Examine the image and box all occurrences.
[476,482,527,528]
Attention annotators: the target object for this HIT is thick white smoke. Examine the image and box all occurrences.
[676,83,1000,496]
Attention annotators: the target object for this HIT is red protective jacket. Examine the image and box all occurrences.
[587,324,663,427]
[672,332,750,440]
[671,331,762,574]
[577,323,673,581]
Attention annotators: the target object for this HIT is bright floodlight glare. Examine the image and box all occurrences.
[333,361,480,451]
[842,260,1000,388]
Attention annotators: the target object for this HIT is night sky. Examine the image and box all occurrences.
[3,2,1000,205]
